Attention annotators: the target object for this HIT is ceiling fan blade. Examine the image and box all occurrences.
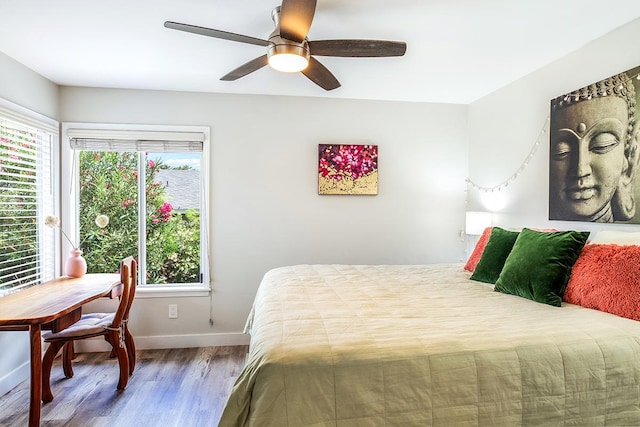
[309,40,407,57]
[301,57,340,91]
[164,21,269,47]
[220,55,269,81]
[279,0,317,42]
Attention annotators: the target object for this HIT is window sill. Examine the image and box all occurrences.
[136,285,210,298]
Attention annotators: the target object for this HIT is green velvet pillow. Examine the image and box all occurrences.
[470,227,520,284]
[494,228,590,307]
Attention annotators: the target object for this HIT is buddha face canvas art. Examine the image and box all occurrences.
[549,66,640,223]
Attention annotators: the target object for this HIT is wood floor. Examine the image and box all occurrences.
[0,346,248,427]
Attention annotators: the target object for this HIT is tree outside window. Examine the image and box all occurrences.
[78,151,201,284]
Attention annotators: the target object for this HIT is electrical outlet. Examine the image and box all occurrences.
[168,304,178,319]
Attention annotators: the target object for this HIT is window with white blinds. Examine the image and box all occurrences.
[0,102,58,296]
[61,123,210,291]
[66,128,204,152]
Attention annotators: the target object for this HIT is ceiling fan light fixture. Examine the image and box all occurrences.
[268,53,308,72]
[267,42,310,72]
[165,0,407,90]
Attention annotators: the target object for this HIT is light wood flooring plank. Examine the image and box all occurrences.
[0,346,248,427]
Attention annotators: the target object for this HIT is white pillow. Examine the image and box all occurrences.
[589,230,640,245]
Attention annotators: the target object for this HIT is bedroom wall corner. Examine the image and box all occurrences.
[0,51,59,119]
[467,17,640,234]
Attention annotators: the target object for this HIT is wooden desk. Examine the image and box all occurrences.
[0,274,121,427]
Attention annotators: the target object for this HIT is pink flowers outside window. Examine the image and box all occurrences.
[158,202,173,222]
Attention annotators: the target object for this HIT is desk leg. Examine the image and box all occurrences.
[28,325,42,427]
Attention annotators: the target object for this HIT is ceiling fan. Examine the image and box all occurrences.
[164,0,407,91]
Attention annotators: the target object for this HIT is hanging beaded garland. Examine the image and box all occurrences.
[466,72,640,193]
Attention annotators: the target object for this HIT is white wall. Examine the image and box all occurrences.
[0,51,59,396]
[59,87,469,348]
[468,17,640,234]
[0,51,58,119]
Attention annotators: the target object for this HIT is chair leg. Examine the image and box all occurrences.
[124,327,136,375]
[42,341,66,403]
[62,342,75,378]
[105,331,129,391]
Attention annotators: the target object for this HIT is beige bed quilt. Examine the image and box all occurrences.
[219,264,640,426]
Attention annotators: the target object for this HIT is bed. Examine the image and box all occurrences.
[219,259,640,426]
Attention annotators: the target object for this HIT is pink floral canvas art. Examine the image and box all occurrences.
[318,144,378,195]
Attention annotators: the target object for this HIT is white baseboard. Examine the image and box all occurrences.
[74,332,250,353]
[0,360,30,397]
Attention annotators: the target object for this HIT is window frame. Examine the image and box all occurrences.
[61,122,210,297]
[0,98,60,295]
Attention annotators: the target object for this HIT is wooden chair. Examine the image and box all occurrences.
[41,256,137,403]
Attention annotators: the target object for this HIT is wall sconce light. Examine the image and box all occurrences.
[465,211,492,235]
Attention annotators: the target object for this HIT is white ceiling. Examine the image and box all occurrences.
[2,0,640,104]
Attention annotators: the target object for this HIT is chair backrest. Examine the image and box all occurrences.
[122,256,137,322]
[111,256,136,330]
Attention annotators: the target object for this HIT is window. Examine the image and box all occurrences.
[61,124,210,293]
[0,100,58,296]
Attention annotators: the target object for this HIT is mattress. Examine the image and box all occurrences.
[219,264,640,426]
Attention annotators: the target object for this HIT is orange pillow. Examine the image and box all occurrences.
[464,227,493,272]
[564,244,640,321]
